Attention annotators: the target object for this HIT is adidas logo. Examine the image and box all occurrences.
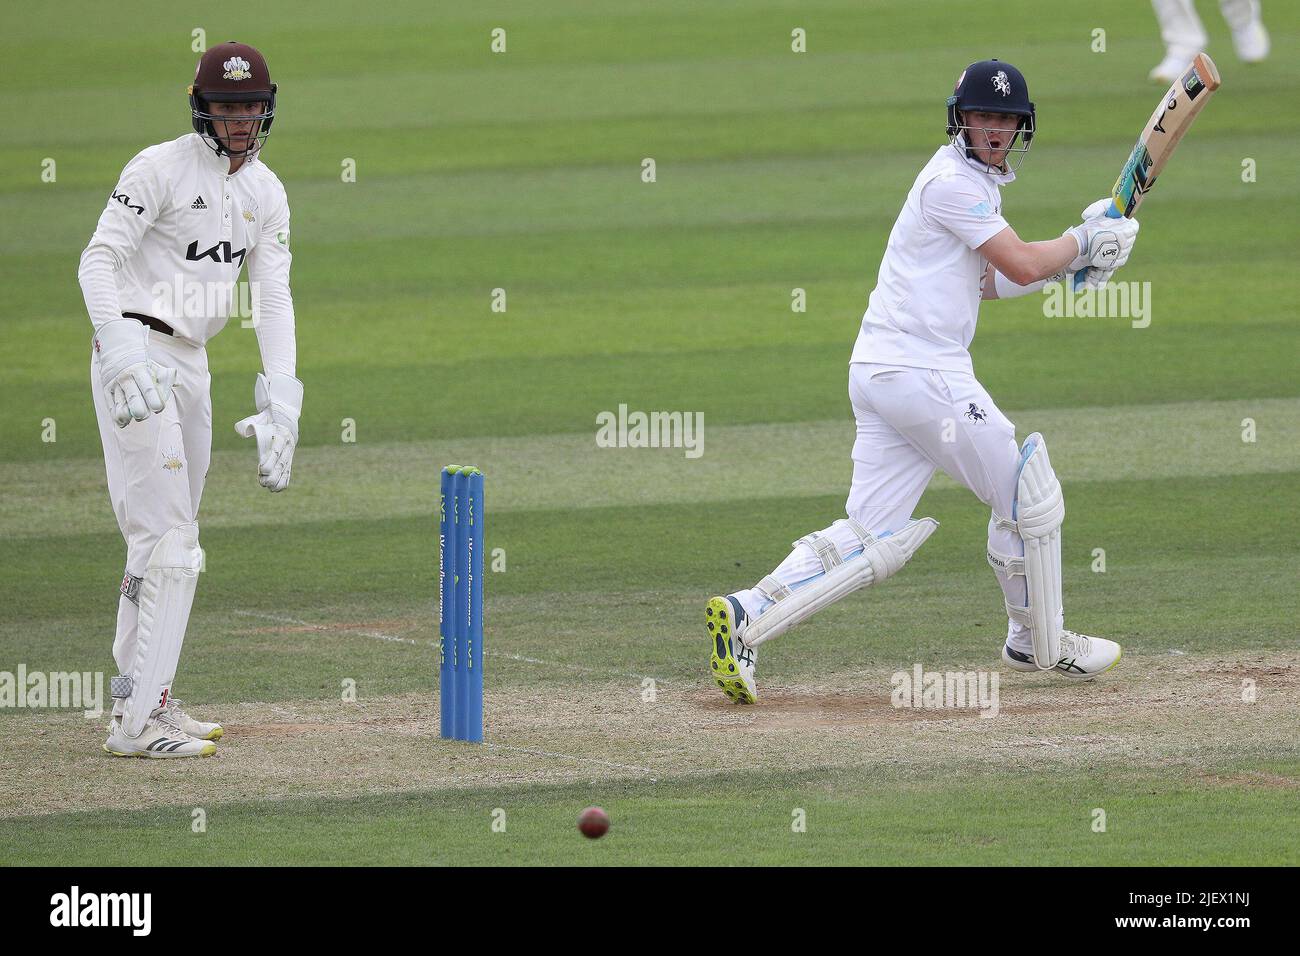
[191,195,207,210]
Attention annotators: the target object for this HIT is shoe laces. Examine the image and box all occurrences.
[153,707,191,736]
[1061,630,1092,655]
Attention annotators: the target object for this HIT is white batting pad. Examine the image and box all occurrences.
[121,523,203,738]
[999,433,1065,669]
[743,517,938,648]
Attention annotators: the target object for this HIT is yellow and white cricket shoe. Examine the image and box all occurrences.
[164,697,224,741]
[1002,630,1121,681]
[104,710,216,758]
[707,595,756,704]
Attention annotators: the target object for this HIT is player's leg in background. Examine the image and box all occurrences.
[1149,0,1208,83]
[1218,0,1269,62]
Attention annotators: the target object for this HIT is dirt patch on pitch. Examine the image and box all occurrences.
[0,651,1295,818]
[1196,770,1300,790]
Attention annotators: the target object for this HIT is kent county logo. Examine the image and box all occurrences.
[992,70,1011,96]
[964,403,988,423]
[161,448,184,473]
[223,57,252,81]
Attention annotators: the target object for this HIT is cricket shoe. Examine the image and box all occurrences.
[104,697,224,741]
[707,595,756,704]
[1231,21,1269,63]
[1002,630,1122,681]
[103,710,216,759]
[164,697,224,741]
[1148,49,1198,85]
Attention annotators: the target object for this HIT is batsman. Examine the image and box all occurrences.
[708,60,1138,703]
[79,42,302,756]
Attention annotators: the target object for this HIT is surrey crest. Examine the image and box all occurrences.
[222,57,252,81]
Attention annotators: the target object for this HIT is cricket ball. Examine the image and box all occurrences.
[578,806,610,839]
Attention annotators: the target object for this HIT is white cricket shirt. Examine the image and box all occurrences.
[79,133,295,375]
[850,141,1014,374]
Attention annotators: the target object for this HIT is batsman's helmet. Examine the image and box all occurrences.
[188,41,277,158]
[945,59,1035,168]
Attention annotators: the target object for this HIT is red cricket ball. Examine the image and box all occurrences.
[578,806,610,839]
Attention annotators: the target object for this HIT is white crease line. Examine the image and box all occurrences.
[486,743,656,776]
[487,651,665,685]
[233,609,668,684]
[234,609,417,645]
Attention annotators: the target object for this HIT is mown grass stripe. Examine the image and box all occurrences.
[3,397,1294,539]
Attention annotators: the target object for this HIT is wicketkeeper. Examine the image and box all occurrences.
[79,42,302,756]
[708,60,1139,703]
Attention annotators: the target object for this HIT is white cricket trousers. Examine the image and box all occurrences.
[90,329,212,712]
[737,362,1036,649]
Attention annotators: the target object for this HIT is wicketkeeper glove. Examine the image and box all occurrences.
[93,318,177,427]
[234,372,303,493]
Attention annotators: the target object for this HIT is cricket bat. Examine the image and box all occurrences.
[1074,52,1221,289]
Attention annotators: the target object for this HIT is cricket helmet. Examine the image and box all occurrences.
[945,59,1035,168]
[188,41,277,157]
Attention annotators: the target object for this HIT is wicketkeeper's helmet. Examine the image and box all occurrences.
[188,41,277,158]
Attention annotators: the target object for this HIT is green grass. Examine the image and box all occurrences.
[3,763,1296,866]
[0,0,1297,865]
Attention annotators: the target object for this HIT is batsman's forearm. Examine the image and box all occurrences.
[1022,235,1079,282]
[979,228,1078,286]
